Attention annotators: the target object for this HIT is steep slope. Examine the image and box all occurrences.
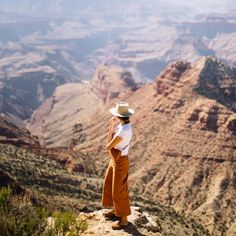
[36,56,236,235]
[0,114,102,211]
[0,114,39,147]
[0,143,102,212]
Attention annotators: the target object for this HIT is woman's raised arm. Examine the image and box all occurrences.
[106,135,123,151]
[107,117,117,142]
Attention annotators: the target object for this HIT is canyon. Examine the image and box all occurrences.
[0,1,236,235]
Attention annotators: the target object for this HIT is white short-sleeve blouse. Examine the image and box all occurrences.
[113,123,132,156]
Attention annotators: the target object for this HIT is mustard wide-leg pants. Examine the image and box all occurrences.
[102,148,131,217]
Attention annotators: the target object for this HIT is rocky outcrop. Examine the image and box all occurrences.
[80,206,209,236]
[80,207,162,236]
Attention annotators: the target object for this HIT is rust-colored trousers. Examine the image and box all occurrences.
[102,148,131,217]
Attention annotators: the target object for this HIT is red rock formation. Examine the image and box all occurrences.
[91,65,138,103]
[156,61,191,94]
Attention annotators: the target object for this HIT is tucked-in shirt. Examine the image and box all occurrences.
[113,123,132,156]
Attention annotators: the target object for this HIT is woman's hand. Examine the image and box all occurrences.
[108,116,118,143]
[110,116,117,127]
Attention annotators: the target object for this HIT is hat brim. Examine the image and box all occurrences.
[109,107,135,117]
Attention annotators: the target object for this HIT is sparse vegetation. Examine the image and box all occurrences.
[0,143,103,212]
[48,211,87,236]
[0,186,87,236]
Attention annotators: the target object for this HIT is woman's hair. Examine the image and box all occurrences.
[117,116,130,124]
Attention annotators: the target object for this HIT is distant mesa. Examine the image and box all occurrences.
[179,17,236,38]
[156,56,236,112]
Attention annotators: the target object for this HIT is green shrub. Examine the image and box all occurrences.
[0,187,48,236]
[49,210,87,236]
[0,186,87,236]
[0,186,12,213]
[53,211,76,234]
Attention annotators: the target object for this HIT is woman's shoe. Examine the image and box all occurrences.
[103,210,115,218]
[112,217,128,230]
[111,221,128,230]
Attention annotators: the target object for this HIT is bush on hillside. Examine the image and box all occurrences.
[0,186,87,236]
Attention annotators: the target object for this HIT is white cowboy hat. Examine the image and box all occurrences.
[109,101,135,117]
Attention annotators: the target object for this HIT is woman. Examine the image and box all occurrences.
[102,101,134,230]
